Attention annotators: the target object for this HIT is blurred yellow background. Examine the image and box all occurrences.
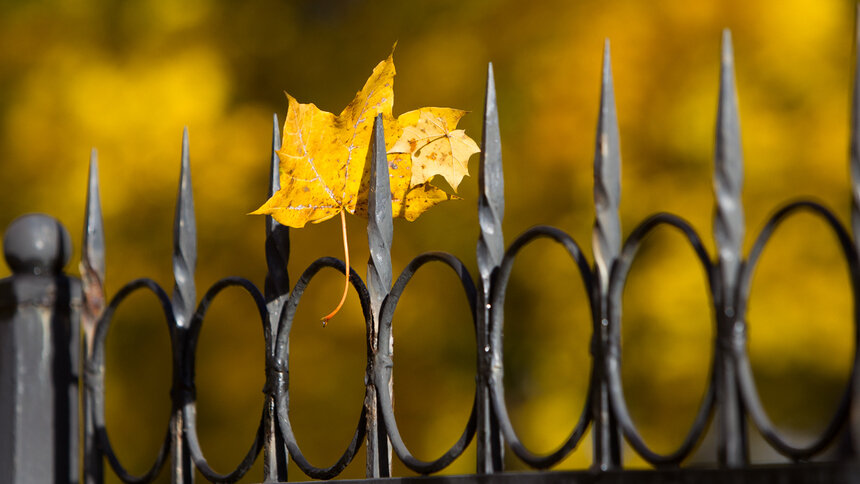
[0,0,856,481]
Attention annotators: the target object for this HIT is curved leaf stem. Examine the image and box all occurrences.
[321,210,350,326]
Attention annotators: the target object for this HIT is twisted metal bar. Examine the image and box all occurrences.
[591,39,623,470]
[81,148,106,355]
[173,127,197,330]
[171,127,197,483]
[87,278,175,483]
[488,226,594,468]
[263,113,290,482]
[735,201,858,460]
[374,251,478,474]
[81,148,106,484]
[273,257,372,479]
[182,277,269,483]
[366,113,394,477]
[476,62,506,474]
[713,29,748,467]
[605,213,717,466]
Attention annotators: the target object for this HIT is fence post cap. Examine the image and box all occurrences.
[3,213,71,276]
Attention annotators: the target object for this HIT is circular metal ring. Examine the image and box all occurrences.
[736,200,858,459]
[488,225,594,468]
[87,278,175,483]
[182,277,268,482]
[605,213,717,466]
[273,257,372,480]
[375,251,478,474]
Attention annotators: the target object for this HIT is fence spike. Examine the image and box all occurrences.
[593,39,622,292]
[591,38,622,471]
[81,148,105,346]
[265,113,290,307]
[713,29,748,468]
[263,113,290,483]
[172,127,197,329]
[366,113,393,477]
[81,148,105,484]
[477,63,505,279]
[714,29,745,291]
[367,113,393,328]
[169,127,196,484]
[476,62,505,474]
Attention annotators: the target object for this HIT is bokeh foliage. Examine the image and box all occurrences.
[0,0,856,481]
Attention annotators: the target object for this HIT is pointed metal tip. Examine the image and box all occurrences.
[373,112,384,139]
[601,41,613,87]
[87,149,98,181]
[181,127,190,168]
[485,63,497,110]
[721,29,734,66]
[88,148,99,175]
[269,114,282,198]
[272,113,281,144]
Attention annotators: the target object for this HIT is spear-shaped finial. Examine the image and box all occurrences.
[714,29,744,292]
[593,39,622,292]
[172,127,197,328]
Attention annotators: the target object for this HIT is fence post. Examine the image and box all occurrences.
[591,40,622,471]
[81,149,105,484]
[170,128,197,484]
[366,114,394,477]
[713,30,749,467]
[264,114,290,483]
[477,63,505,474]
[0,214,81,484]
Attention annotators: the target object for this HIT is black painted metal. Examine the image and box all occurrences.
[489,226,594,469]
[713,30,748,468]
[606,214,717,467]
[476,62,506,475]
[590,40,623,471]
[4,25,860,484]
[366,114,394,478]
[81,149,105,484]
[264,113,291,483]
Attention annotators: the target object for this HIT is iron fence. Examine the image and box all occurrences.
[2,24,860,484]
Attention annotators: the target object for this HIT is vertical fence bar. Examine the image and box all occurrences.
[366,114,394,477]
[850,3,860,455]
[0,214,78,483]
[264,114,290,482]
[591,40,623,471]
[713,30,748,467]
[477,62,505,474]
[81,149,106,484]
[171,128,197,483]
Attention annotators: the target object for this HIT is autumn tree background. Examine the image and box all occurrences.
[0,0,856,482]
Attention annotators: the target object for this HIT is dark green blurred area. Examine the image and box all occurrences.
[0,0,856,481]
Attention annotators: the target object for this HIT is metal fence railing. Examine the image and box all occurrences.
[2,25,860,484]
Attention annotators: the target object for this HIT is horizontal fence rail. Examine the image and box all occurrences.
[3,23,860,484]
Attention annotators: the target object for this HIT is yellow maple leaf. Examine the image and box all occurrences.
[388,108,480,191]
[251,50,476,325]
[253,53,465,228]
[251,53,396,228]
